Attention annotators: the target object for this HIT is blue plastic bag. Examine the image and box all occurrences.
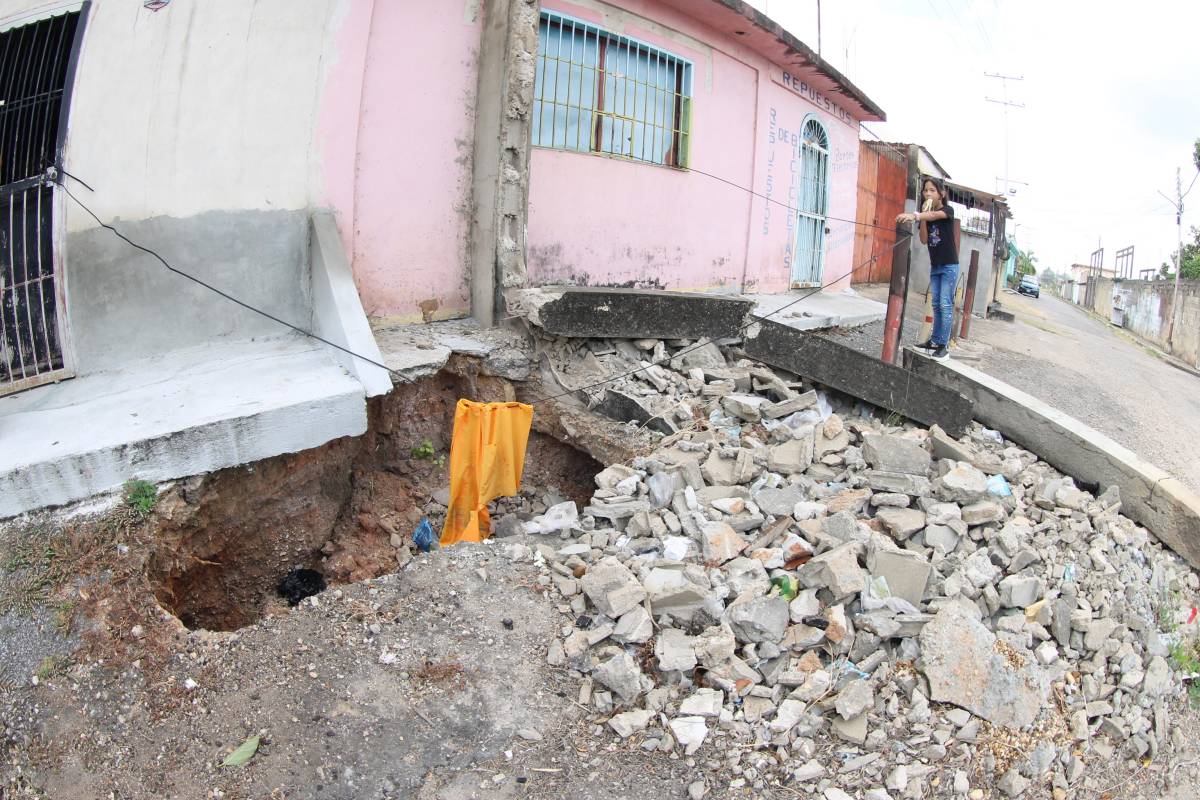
[413,518,435,552]
[986,474,1012,497]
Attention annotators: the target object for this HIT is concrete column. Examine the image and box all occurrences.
[469,0,537,328]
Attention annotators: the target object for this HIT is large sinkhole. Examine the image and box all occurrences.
[146,369,603,632]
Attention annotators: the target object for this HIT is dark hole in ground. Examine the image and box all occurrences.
[277,568,327,606]
[145,368,602,632]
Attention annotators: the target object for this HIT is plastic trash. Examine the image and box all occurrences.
[413,518,435,552]
[981,428,1004,443]
[663,536,692,561]
[815,391,833,421]
[771,575,799,601]
[986,474,1013,497]
[522,501,578,535]
[860,575,920,614]
[648,472,679,509]
[792,501,827,521]
[1062,562,1077,584]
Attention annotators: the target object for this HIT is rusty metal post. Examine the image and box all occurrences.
[881,224,911,364]
[960,250,980,339]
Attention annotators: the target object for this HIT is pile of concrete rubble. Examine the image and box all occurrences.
[502,335,1199,798]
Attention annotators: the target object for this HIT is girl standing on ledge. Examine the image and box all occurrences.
[897,178,958,358]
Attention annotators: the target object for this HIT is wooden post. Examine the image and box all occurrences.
[881,223,911,364]
[960,250,980,339]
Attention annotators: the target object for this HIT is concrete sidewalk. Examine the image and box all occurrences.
[744,288,886,331]
[0,336,368,518]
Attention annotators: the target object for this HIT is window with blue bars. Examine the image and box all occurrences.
[532,11,692,168]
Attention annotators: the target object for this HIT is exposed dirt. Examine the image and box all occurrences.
[142,368,601,634]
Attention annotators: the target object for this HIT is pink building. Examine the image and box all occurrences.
[318,0,886,325]
[525,0,885,296]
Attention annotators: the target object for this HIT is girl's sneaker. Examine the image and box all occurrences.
[932,346,949,359]
[915,339,935,350]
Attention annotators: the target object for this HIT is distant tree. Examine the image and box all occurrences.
[1016,247,1038,276]
[1159,225,1200,280]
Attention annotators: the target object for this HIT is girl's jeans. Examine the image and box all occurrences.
[929,262,960,347]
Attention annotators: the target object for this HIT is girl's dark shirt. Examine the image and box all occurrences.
[927,204,958,267]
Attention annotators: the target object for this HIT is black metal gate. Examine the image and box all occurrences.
[0,9,84,395]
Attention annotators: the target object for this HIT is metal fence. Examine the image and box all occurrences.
[0,9,82,394]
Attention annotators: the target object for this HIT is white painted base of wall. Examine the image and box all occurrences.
[0,336,367,518]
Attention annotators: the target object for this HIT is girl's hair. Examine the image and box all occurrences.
[921,177,948,208]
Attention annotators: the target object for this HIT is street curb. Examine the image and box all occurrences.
[905,348,1200,569]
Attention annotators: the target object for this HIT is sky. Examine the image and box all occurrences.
[744,0,1200,275]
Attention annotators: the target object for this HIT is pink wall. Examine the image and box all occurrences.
[529,0,867,294]
[320,1,482,322]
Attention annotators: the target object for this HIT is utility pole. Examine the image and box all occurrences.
[816,0,822,56]
[1161,168,1185,352]
[984,73,1024,197]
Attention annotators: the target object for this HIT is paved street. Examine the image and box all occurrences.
[835,285,1200,494]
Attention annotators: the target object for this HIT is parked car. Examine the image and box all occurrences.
[1018,275,1040,298]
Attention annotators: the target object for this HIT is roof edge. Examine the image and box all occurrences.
[712,0,886,122]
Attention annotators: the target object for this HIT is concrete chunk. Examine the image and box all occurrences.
[874,507,926,540]
[655,628,698,672]
[613,605,654,644]
[725,595,790,643]
[701,521,749,564]
[769,436,814,474]
[797,542,867,600]
[763,390,818,419]
[581,557,647,617]
[868,548,932,607]
[593,651,648,703]
[643,566,712,619]
[866,470,933,496]
[918,603,1048,729]
[863,434,931,476]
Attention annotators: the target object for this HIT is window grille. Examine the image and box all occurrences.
[791,117,829,287]
[533,11,692,168]
[1,10,82,395]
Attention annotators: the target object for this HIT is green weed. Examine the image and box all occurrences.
[123,479,158,515]
[33,656,62,681]
[410,440,436,460]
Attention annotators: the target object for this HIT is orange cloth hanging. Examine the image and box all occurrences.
[440,399,534,546]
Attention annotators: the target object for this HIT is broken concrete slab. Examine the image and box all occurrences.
[743,320,972,436]
[515,287,753,339]
[918,603,1048,730]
